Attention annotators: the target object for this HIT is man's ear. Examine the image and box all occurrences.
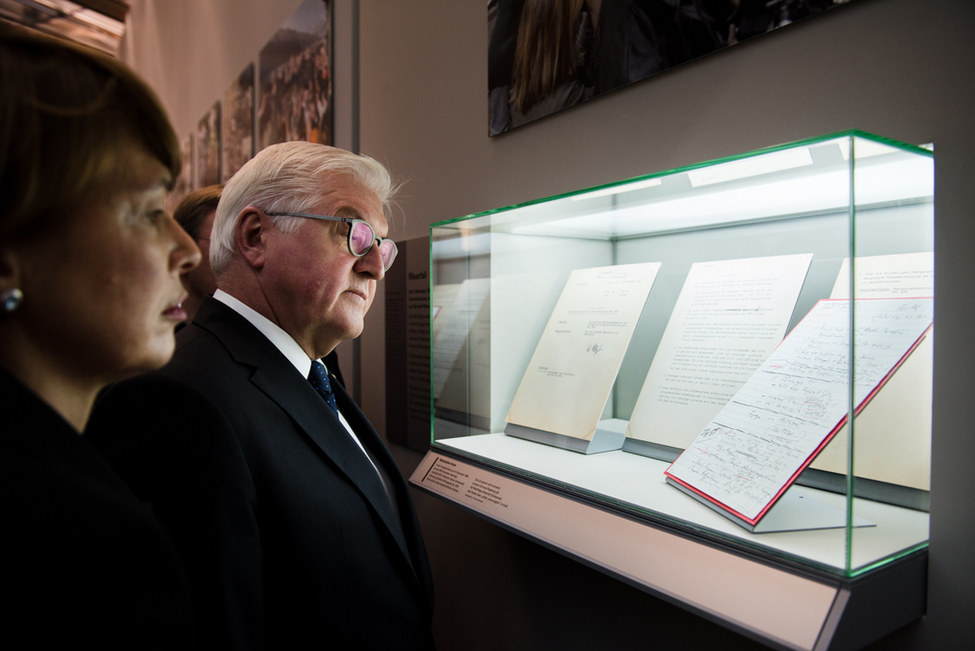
[235,208,270,270]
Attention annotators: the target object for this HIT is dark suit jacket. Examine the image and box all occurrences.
[1,370,194,649]
[87,297,435,650]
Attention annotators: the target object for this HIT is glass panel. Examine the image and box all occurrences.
[430,131,934,577]
[846,134,935,575]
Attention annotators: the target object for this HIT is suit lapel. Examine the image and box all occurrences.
[330,384,434,604]
[193,299,418,580]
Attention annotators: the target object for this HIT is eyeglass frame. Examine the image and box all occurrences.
[264,210,398,271]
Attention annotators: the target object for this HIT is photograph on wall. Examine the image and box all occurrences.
[488,0,857,135]
[222,62,255,182]
[196,100,221,187]
[258,0,333,149]
[167,133,194,214]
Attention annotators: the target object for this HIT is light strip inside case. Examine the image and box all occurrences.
[503,140,933,241]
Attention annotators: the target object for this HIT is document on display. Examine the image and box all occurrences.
[505,263,661,441]
[431,278,491,400]
[665,297,934,526]
[811,252,935,489]
[625,254,812,449]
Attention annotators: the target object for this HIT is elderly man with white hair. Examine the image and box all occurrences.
[89,141,435,650]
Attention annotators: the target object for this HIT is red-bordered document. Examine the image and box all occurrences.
[664,297,933,529]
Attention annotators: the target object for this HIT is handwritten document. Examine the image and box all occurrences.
[505,263,661,440]
[626,254,812,448]
[812,253,934,489]
[665,298,934,524]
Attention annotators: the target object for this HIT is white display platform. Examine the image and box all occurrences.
[428,433,927,573]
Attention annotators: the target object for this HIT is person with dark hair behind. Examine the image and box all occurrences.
[0,23,200,648]
[174,184,222,322]
[173,183,346,383]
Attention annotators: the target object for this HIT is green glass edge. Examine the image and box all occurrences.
[849,541,929,578]
[428,234,435,446]
[429,129,932,230]
[429,128,933,576]
[846,132,857,574]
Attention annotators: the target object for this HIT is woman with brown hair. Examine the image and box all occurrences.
[0,24,200,648]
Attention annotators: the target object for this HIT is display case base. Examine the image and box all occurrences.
[412,447,926,651]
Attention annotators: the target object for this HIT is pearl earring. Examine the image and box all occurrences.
[1,288,23,313]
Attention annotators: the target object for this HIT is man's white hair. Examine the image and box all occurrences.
[210,141,395,276]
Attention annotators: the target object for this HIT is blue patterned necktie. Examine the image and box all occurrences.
[308,360,339,417]
[309,360,402,530]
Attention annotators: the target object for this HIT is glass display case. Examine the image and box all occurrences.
[411,131,933,650]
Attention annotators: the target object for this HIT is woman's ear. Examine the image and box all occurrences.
[0,247,25,315]
[0,246,21,292]
[235,207,269,270]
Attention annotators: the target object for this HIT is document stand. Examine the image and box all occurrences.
[621,437,680,462]
[505,418,628,455]
[666,478,876,533]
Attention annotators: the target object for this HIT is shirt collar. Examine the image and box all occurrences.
[213,289,313,379]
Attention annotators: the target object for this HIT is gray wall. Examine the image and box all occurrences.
[125,0,975,648]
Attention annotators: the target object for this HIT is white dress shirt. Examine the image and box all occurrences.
[213,290,372,460]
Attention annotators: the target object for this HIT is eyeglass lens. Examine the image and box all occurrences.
[349,221,374,255]
[349,221,396,269]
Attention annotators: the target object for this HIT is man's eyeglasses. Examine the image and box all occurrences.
[265,211,398,271]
